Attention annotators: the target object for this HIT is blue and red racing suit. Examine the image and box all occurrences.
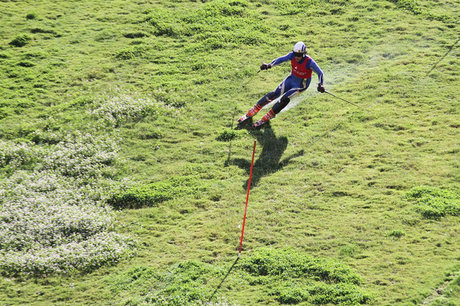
[256,52,324,114]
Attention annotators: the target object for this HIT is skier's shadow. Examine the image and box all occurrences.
[232,118,304,189]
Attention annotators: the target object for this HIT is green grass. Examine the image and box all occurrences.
[105,248,371,304]
[1,0,459,304]
[406,186,460,219]
[108,176,207,209]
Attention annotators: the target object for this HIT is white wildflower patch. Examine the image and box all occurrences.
[41,132,119,177]
[89,93,167,126]
[0,132,135,275]
[1,233,134,275]
[0,139,39,170]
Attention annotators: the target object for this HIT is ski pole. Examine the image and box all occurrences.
[238,140,256,258]
[325,90,362,109]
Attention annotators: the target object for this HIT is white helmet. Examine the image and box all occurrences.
[293,41,306,56]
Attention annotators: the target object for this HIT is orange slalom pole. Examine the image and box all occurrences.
[238,140,256,258]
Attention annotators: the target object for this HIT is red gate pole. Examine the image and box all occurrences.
[238,140,256,258]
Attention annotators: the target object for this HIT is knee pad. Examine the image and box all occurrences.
[273,96,290,114]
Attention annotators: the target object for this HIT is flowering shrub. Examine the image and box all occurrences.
[89,93,168,126]
[0,140,39,170]
[0,133,136,275]
[1,233,135,275]
[41,132,119,177]
[30,129,65,145]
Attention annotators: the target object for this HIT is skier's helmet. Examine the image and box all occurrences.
[293,42,306,57]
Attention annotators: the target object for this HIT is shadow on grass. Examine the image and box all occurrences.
[231,118,304,189]
[207,256,239,303]
[426,37,459,77]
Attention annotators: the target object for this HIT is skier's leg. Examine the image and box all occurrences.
[254,79,308,127]
[253,94,290,128]
[253,108,276,127]
[251,82,284,115]
[272,88,299,114]
[271,78,310,114]
[238,79,284,123]
[256,90,278,108]
[243,90,277,119]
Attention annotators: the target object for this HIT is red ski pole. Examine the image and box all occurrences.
[238,140,256,258]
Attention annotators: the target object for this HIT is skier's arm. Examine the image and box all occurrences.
[307,58,324,85]
[269,52,294,67]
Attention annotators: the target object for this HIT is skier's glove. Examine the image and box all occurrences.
[317,84,325,93]
[260,63,272,71]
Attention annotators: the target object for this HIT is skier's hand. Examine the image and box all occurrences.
[317,83,325,93]
[260,63,272,71]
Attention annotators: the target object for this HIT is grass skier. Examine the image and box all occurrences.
[238,42,325,128]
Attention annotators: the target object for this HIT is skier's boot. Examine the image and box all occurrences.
[238,104,262,123]
[253,110,276,128]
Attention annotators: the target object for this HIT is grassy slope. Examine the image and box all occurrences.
[1,0,459,304]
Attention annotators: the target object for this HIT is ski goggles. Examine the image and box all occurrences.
[293,52,304,57]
